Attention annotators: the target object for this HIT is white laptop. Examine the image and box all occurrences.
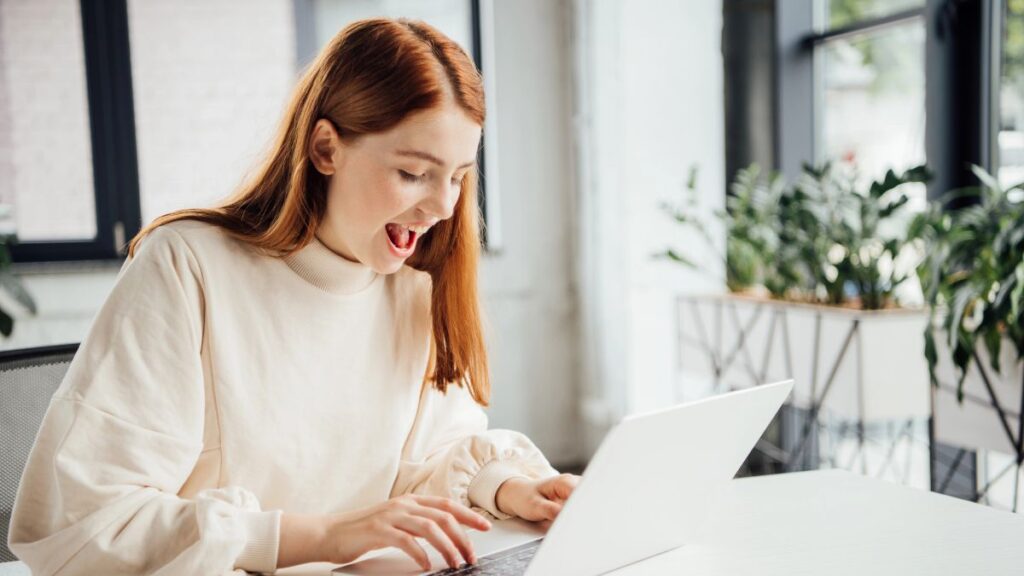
[333,379,794,576]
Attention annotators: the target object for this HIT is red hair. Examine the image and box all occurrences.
[128,18,491,405]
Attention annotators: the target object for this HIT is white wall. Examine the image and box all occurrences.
[573,0,725,456]
[478,0,579,465]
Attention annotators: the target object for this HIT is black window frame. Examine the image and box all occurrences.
[773,0,1003,201]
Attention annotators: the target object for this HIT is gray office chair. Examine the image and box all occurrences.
[0,344,78,563]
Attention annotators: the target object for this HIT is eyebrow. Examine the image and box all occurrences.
[395,149,477,170]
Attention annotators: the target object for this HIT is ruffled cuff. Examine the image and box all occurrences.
[235,509,282,574]
[468,460,532,520]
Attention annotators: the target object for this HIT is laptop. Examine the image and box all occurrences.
[333,379,794,576]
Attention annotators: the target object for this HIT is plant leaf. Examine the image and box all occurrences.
[660,248,697,268]
[924,326,938,387]
[970,164,1003,195]
[0,307,13,337]
[1012,262,1024,324]
[686,165,699,191]
[0,272,36,314]
[983,327,1002,375]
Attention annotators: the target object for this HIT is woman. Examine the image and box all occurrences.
[8,17,578,575]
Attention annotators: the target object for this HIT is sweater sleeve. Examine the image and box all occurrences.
[7,226,281,576]
[389,381,560,520]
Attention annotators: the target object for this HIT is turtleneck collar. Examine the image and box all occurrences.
[282,236,380,295]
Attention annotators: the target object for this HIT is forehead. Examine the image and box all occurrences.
[358,103,481,165]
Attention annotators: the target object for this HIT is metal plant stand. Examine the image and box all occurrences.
[930,351,1024,512]
[675,294,929,485]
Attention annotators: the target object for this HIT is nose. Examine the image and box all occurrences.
[419,179,461,221]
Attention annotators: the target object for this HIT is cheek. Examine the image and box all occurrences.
[371,176,420,223]
[378,180,414,217]
[330,172,408,230]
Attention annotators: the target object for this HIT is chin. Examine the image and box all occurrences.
[368,255,406,275]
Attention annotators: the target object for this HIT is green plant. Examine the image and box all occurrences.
[798,163,930,309]
[660,162,929,310]
[659,165,787,292]
[910,166,1024,398]
[729,164,809,297]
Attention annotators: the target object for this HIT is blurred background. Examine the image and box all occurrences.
[1,0,1023,514]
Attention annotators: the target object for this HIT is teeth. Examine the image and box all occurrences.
[408,225,430,234]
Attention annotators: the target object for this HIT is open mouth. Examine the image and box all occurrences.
[385,223,430,255]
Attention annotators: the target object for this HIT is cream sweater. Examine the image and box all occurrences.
[7,220,558,575]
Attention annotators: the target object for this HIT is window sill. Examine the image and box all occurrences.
[11,259,125,277]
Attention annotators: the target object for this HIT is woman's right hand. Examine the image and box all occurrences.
[281,494,493,571]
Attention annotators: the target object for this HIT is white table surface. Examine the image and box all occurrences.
[612,468,1024,575]
[3,469,1023,575]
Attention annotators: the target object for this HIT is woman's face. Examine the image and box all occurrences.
[309,100,482,275]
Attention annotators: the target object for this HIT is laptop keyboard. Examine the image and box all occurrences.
[427,539,542,576]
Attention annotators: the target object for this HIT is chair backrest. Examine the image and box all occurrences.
[0,344,78,563]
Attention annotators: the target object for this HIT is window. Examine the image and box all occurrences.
[298,0,476,61]
[126,0,296,227]
[0,0,96,241]
[826,0,925,29]
[818,12,926,187]
[0,0,493,262]
[815,1,928,207]
[1,0,140,261]
[998,0,1024,189]
[776,0,1014,203]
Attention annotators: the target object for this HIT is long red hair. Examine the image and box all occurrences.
[128,18,491,405]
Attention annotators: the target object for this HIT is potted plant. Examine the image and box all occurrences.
[911,166,1024,459]
[663,163,933,479]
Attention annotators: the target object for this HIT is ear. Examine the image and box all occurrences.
[309,118,340,176]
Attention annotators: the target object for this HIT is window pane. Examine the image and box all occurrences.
[0,0,97,241]
[127,0,296,225]
[826,0,924,30]
[308,0,474,61]
[999,0,1024,189]
[819,21,926,208]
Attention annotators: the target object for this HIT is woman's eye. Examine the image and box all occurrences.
[399,170,424,182]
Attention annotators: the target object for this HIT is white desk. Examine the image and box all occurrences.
[614,468,1024,575]
[3,469,1022,575]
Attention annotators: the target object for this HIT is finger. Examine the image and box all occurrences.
[409,506,477,565]
[396,515,463,569]
[543,475,579,500]
[556,474,580,496]
[385,528,431,572]
[536,498,562,520]
[410,495,492,531]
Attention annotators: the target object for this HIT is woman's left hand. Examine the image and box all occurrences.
[494,473,581,530]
